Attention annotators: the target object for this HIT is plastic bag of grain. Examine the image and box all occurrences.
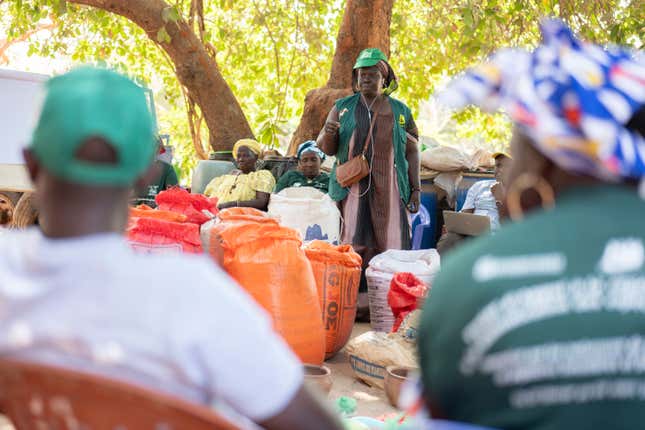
[345,311,422,389]
[366,250,440,332]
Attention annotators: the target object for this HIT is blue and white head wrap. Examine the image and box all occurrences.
[438,19,645,182]
[297,140,326,161]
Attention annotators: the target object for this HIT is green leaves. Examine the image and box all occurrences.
[161,6,180,23]
[257,118,287,148]
[2,0,642,180]
[156,26,171,44]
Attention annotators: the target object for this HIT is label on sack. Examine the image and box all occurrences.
[349,355,386,380]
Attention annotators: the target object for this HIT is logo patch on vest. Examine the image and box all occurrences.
[398,114,406,126]
[339,108,349,119]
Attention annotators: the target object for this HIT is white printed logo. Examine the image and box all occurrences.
[598,238,644,275]
[472,253,566,283]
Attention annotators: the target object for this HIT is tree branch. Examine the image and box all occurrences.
[68,0,253,151]
[0,20,56,65]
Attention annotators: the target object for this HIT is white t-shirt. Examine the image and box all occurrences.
[0,228,303,424]
[461,179,500,231]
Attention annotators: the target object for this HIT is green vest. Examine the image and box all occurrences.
[328,93,412,203]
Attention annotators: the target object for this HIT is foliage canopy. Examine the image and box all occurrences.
[1,0,643,180]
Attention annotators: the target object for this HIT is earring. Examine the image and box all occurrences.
[506,173,555,221]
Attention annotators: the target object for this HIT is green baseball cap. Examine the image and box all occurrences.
[30,66,157,186]
[353,48,388,69]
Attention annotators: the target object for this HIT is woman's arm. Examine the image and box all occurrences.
[218,191,270,211]
[316,106,340,156]
[405,117,421,212]
[220,170,275,211]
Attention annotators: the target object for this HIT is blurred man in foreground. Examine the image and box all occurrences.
[0,67,342,430]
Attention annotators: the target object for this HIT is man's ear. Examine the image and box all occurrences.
[23,149,40,183]
[134,161,160,190]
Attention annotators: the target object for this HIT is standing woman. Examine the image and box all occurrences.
[317,48,421,309]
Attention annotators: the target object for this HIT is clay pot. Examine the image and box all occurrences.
[385,366,416,408]
[303,364,333,395]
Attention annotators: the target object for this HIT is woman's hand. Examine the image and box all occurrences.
[324,120,340,135]
[407,190,421,213]
[217,201,236,210]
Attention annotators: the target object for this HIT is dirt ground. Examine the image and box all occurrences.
[325,322,398,418]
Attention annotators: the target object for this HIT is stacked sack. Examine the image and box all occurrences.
[127,188,218,254]
[268,187,341,244]
[366,249,440,332]
[305,241,362,359]
[346,273,428,388]
[204,207,326,365]
[345,310,423,389]
[155,187,218,224]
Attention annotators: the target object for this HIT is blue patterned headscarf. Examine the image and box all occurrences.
[438,19,645,181]
[297,140,326,161]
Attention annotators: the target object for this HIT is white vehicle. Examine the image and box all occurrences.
[0,68,48,193]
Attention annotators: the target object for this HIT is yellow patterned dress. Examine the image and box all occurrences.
[204,170,276,204]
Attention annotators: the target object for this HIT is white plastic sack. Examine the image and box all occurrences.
[366,249,440,332]
[420,145,474,172]
[470,148,495,169]
[368,249,441,283]
[346,327,418,389]
[433,172,463,207]
[268,187,341,244]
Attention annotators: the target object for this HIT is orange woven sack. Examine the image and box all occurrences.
[218,207,265,218]
[205,208,279,265]
[130,205,188,223]
[211,220,325,365]
[305,241,362,358]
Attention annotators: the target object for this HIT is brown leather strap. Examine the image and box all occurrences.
[362,96,384,156]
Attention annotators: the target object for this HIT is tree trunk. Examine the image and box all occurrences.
[70,0,254,152]
[289,0,394,153]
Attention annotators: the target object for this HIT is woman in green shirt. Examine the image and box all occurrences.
[274,141,329,194]
[416,20,645,430]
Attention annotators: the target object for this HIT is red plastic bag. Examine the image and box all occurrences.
[155,187,218,225]
[388,272,428,332]
[127,217,202,253]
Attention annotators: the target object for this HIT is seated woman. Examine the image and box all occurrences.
[204,139,275,211]
[418,20,645,430]
[275,141,330,194]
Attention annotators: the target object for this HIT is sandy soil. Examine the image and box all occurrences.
[325,322,398,418]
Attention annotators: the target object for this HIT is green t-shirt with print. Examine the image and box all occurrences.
[420,185,645,430]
